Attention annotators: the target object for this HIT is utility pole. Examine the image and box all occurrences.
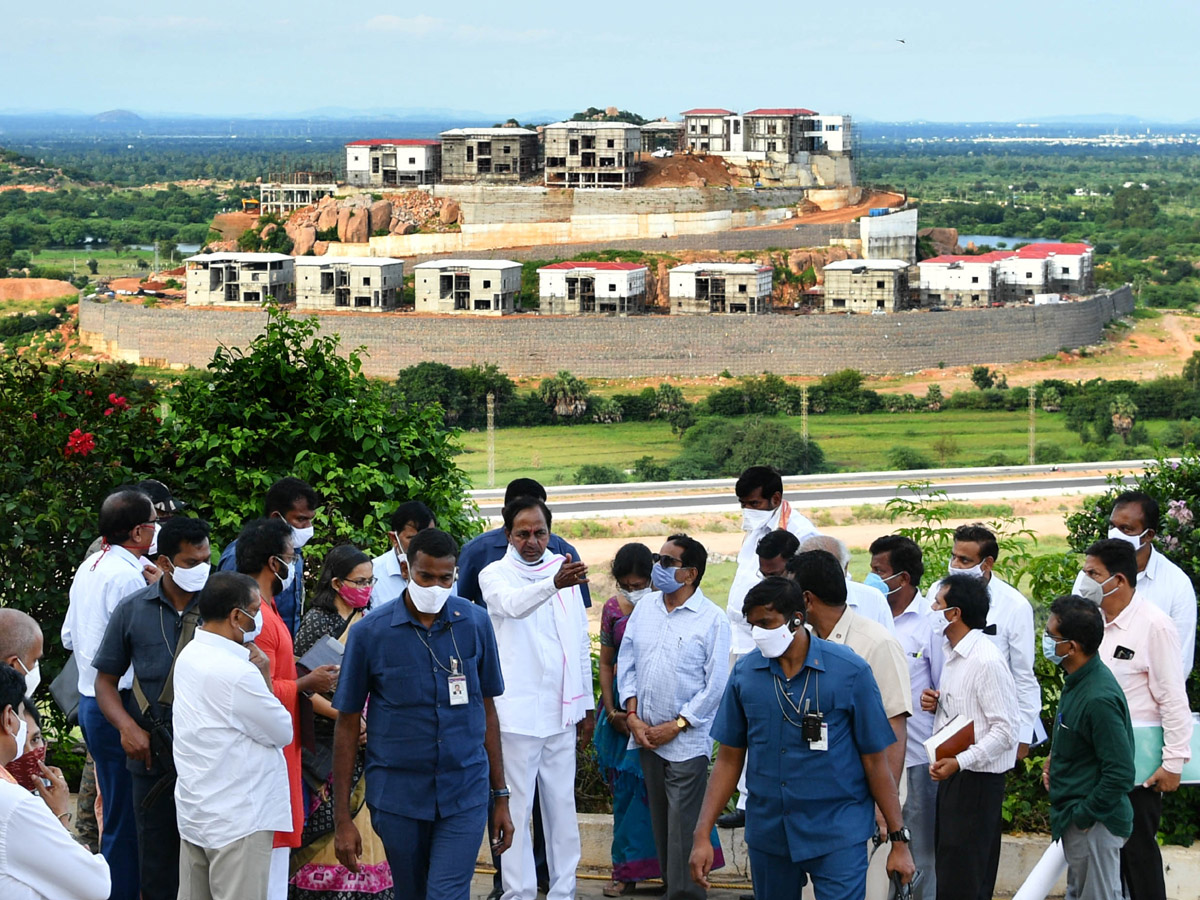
[1028,386,1037,466]
[800,385,809,444]
[486,392,496,488]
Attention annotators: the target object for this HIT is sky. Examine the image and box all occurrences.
[5,0,1198,122]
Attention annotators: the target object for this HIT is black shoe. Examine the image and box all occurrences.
[716,809,746,828]
[486,887,503,900]
[537,881,550,895]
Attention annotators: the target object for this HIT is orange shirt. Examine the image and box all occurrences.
[255,596,303,848]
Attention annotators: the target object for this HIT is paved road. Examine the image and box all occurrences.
[477,474,1121,519]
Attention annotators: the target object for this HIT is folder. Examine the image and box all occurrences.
[1131,714,1200,785]
[924,714,975,764]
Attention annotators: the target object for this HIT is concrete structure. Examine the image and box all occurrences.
[859,207,918,263]
[742,108,818,160]
[294,257,404,311]
[537,262,647,315]
[807,114,852,154]
[259,172,337,216]
[413,259,522,315]
[918,255,1003,307]
[184,252,294,306]
[80,286,1136,378]
[669,262,772,314]
[681,109,737,153]
[1015,242,1095,294]
[543,122,642,188]
[640,121,684,154]
[822,259,912,313]
[995,253,1051,303]
[345,139,441,187]
[439,128,538,184]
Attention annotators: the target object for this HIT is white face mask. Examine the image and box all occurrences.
[751,621,798,659]
[1107,526,1148,552]
[6,709,28,761]
[947,560,985,580]
[1072,570,1119,606]
[291,525,315,549]
[741,507,774,532]
[933,608,956,635]
[408,581,452,614]
[620,587,651,605]
[148,522,162,557]
[236,607,264,643]
[170,560,211,593]
[16,659,40,696]
[273,556,296,592]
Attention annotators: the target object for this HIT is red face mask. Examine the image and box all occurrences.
[6,745,46,792]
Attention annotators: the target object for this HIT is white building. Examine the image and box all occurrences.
[295,257,405,311]
[680,109,738,153]
[917,254,1003,307]
[807,114,851,153]
[1013,243,1094,294]
[542,121,642,188]
[537,262,648,314]
[184,253,295,306]
[995,254,1051,302]
[668,262,773,314]
[413,259,522,315]
[345,139,441,187]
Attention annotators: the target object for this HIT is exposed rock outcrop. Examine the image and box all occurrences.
[368,200,392,234]
[919,227,960,257]
[439,199,461,226]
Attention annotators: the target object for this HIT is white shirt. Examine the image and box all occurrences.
[172,629,293,848]
[1138,548,1196,678]
[370,548,407,608]
[928,573,1042,744]
[726,502,816,654]
[846,577,897,634]
[62,545,147,696]
[0,780,111,900]
[480,556,593,739]
[935,628,1020,774]
[891,591,946,768]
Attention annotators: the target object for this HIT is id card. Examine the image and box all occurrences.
[809,723,828,752]
[448,674,468,706]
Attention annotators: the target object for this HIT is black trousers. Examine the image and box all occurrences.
[1121,787,1165,900]
[130,768,180,900]
[934,770,1006,900]
[490,785,549,890]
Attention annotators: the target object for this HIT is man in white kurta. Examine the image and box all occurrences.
[480,498,593,900]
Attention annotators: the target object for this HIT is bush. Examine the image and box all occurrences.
[631,456,669,482]
[887,446,934,470]
[673,419,826,477]
[1033,442,1068,464]
[611,391,655,422]
[574,464,626,485]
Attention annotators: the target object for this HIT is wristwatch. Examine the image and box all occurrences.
[490,787,511,800]
[888,826,912,843]
[675,715,689,731]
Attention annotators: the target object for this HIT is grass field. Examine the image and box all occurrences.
[31,248,179,280]
[454,410,1170,487]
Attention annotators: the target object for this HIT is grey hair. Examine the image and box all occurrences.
[799,533,851,569]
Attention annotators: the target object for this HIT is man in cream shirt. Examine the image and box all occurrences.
[172,572,293,900]
[479,497,593,900]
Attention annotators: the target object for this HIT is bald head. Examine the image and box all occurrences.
[799,534,851,570]
[99,488,154,546]
[0,609,43,674]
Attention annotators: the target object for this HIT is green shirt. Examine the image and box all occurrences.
[1049,653,1136,840]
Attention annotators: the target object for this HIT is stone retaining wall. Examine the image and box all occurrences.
[78,287,1133,378]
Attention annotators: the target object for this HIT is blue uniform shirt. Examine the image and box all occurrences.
[455,526,591,608]
[332,594,505,820]
[217,539,304,637]
[712,636,895,862]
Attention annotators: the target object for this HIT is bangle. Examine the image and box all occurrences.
[490,787,511,799]
[58,811,73,825]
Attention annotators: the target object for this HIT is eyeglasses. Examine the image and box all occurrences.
[344,576,377,587]
[652,553,683,568]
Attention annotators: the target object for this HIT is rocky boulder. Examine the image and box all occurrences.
[260,223,277,240]
[391,222,418,235]
[343,209,369,244]
[368,200,392,235]
[313,241,330,256]
[919,227,959,257]
[291,225,316,256]
[439,199,461,225]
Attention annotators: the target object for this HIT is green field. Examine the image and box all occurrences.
[31,248,181,280]
[455,410,1169,487]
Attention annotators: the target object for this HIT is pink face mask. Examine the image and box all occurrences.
[340,583,373,609]
[6,744,46,792]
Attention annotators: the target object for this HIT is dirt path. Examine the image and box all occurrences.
[0,278,77,302]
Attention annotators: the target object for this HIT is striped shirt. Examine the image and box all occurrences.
[935,628,1020,774]
[618,587,731,762]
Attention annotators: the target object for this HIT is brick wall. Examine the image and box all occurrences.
[79,286,1133,378]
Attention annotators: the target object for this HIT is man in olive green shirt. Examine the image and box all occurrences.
[1042,594,1135,900]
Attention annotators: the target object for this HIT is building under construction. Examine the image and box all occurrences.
[542,121,642,188]
[259,171,338,216]
[438,128,539,183]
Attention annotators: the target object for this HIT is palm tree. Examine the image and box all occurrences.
[538,370,590,419]
[1110,394,1138,443]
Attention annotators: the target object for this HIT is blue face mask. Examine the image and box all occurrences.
[864,572,894,597]
[651,562,683,595]
[1042,632,1069,666]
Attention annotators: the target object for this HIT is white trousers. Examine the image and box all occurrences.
[266,846,290,900]
[500,729,581,900]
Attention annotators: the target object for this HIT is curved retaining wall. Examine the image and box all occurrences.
[79,286,1133,378]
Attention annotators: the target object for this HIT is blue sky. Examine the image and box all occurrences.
[5,0,1196,121]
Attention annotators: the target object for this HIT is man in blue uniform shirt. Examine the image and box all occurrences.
[690,575,915,900]
[331,528,514,900]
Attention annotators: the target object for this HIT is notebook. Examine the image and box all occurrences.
[924,715,975,764]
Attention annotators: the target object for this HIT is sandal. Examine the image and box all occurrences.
[603,881,633,897]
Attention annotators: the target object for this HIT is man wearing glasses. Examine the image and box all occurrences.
[618,534,731,900]
[63,487,161,900]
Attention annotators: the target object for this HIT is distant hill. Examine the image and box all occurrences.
[92,109,143,123]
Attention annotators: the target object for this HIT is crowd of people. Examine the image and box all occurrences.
[0,466,1194,900]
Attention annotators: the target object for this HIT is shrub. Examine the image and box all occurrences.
[574,464,626,485]
[887,445,934,470]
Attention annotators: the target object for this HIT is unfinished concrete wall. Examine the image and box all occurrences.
[860,208,918,263]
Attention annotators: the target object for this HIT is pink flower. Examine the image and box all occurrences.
[103,408,114,416]
[1162,535,1181,553]
[1167,500,1194,528]
[64,429,96,457]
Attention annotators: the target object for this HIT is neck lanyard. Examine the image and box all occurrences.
[414,620,465,676]
[773,667,820,729]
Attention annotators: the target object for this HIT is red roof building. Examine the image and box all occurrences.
[539,261,647,271]
[680,108,735,117]
[344,138,441,147]
[743,108,818,117]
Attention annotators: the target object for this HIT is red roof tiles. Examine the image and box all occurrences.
[345,139,441,147]
[681,108,735,116]
[743,108,817,117]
